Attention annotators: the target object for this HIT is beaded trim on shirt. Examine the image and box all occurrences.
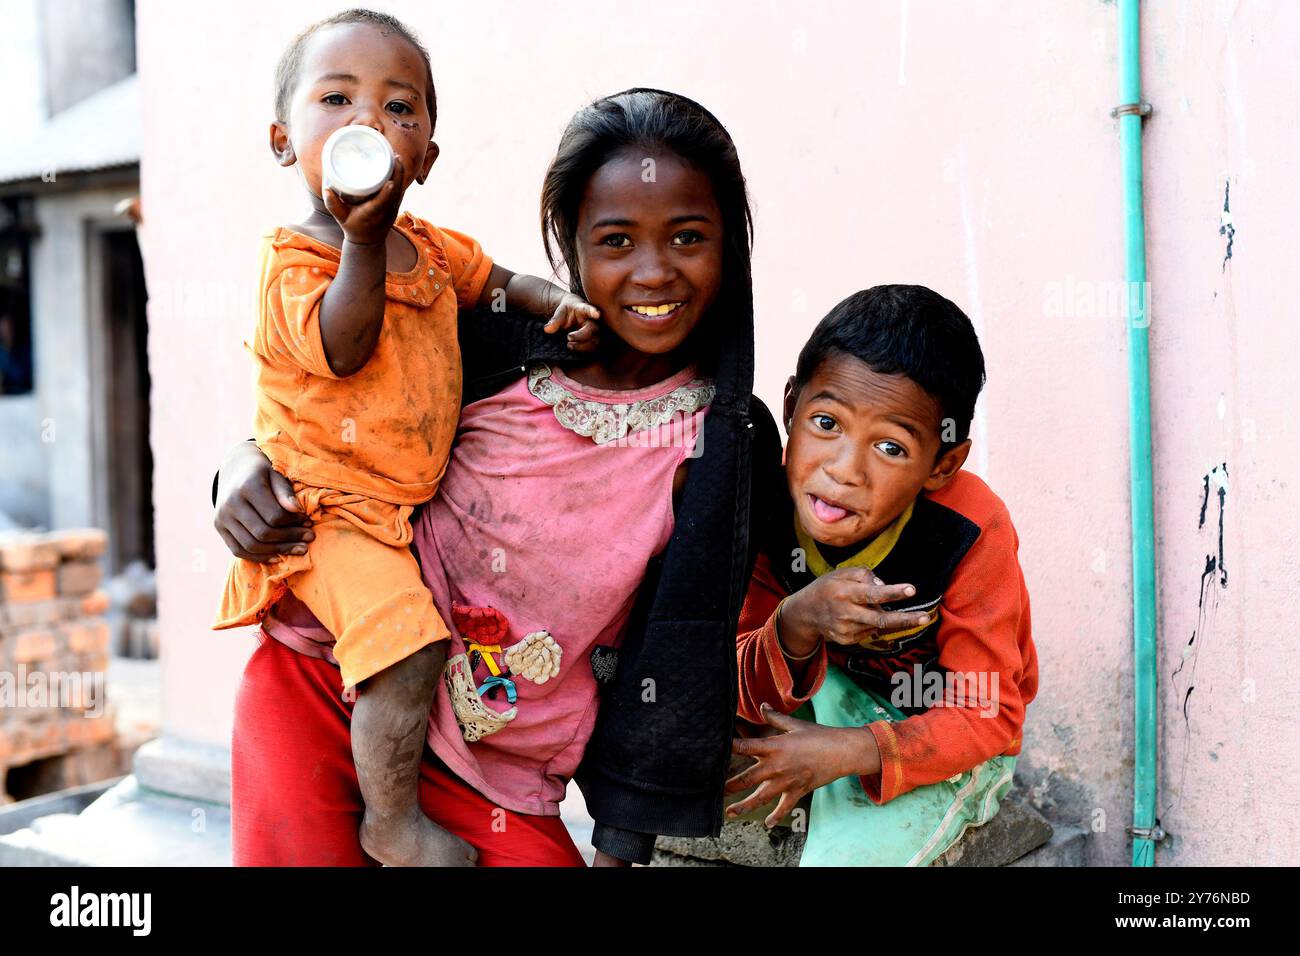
[527,364,715,445]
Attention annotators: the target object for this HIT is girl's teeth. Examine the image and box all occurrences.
[629,303,681,316]
[812,496,850,522]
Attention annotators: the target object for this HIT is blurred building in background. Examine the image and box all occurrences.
[0,0,153,581]
[0,0,160,857]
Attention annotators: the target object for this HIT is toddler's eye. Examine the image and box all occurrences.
[600,234,632,248]
[876,440,907,458]
[322,92,348,106]
[387,101,413,115]
[812,414,838,432]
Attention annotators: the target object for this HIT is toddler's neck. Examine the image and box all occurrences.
[292,208,350,250]
[287,210,417,273]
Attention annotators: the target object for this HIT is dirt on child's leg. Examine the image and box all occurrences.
[352,642,477,867]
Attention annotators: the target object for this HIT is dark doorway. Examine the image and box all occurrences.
[99,228,153,572]
[0,196,35,396]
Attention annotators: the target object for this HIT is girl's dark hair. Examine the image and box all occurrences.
[540,88,753,375]
[274,8,436,128]
[794,285,987,452]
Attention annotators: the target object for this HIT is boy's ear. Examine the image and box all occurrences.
[270,121,296,168]
[924,438,971,492]
[781,376,798,437]
[415,141,440,184]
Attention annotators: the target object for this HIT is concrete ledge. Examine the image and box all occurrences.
[132,735,230,806]
[0,831,88,867]
[654,791,1067,867]
[931,795,1053,867]
[0,777,121,836]
[0,774,231,866]
[650,849,734,867]
[1008,823,1089,867]
[657,818,807,867]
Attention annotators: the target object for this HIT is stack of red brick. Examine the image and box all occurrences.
[0,529,124,803]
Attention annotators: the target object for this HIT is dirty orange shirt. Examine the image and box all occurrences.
[247,211,493,505]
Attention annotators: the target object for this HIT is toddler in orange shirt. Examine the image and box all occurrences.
[213,9,598,866]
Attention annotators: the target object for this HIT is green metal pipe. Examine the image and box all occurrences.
[1117,0,1158,867]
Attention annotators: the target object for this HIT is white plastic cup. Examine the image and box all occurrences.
[320,125,395,204]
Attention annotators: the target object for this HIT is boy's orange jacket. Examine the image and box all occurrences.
[736,470,1038,804]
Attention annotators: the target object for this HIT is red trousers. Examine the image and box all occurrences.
[231,632,586,867]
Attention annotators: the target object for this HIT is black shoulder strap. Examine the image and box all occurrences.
[456,306,576,408]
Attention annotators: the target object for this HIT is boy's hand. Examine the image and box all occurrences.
[322,155,406,247]
[776,568,931,658]
[543,292,601,353]
[726,704,881,827]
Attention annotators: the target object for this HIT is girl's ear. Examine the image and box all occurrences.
[270,121,296,168]
[415,141,440,184]
[924,439,971,492]
[781,376,798,437]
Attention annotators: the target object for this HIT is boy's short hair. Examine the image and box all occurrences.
[274,8,437,128]
[794,285,986,451]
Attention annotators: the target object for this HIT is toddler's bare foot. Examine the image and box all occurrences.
[360,808,478,867]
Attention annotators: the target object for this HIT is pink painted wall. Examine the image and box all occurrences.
[136,0,1299,865]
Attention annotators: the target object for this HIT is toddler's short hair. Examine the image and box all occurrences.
[273,8,436,128]
[794,285,986,450]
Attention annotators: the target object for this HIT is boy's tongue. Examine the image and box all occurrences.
[811,495,850,523]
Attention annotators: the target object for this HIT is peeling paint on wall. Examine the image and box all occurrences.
[1219,181,1235,271]
[1171,463,1229,809]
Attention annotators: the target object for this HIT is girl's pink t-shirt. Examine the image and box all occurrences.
[264,361,713,815]
[419,362,712,814]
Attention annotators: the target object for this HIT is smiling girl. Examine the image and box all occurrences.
[214,87,785,866]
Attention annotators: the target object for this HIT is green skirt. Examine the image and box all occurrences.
[795,664,1017,867]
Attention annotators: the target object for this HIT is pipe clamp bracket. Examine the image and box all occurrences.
[1126,819,1166,843]
[1111,101,1153,119]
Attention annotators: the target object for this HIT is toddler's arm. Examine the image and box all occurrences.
[475,265,601,352]
[317,157,407,376]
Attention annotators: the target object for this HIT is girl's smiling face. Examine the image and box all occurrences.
[271,22,438,201]
[575,148,724,356]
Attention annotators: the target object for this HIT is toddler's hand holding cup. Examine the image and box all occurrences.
[320,125,402,245]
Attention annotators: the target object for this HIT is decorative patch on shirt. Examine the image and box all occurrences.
[445,651,516,742]
[527,364,714,445]
[590,645,620,685]
[448,602,521,739]
[504,630,562,684]
[453,602,509,645]
[452,602,510,682]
